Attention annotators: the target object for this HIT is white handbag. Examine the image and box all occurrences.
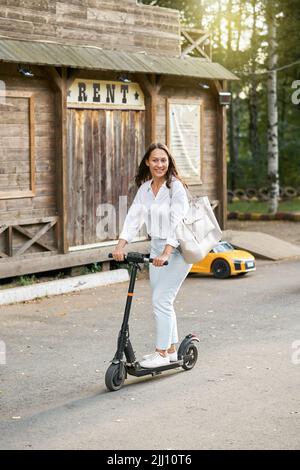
[170,185,222,263]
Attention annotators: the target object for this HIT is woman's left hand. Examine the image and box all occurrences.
[152,253,170,267]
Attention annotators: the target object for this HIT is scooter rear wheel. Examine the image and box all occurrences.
[105,363,126,391]
[182,344,198,370]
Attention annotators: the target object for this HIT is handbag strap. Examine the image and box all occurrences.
[169,178,193,203]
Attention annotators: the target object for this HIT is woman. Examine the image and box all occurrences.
[112,143,192,368]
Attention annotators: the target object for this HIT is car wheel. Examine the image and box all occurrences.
[212,259,231,279]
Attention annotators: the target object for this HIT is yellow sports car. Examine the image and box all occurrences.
[190,241,256,279]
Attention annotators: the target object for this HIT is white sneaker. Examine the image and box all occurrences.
[168,351,178,362]
[142,351,178,362]
[140,352,170,369]
[142,352,158,361]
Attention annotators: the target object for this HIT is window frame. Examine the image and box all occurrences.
[166,98,204,185]
[0,91,35,200]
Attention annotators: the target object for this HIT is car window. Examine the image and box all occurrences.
[213,243,234,252]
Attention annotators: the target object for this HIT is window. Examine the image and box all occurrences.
[0,91,35,199]
[167,99,203,184]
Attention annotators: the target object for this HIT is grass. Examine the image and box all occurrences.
[17,275,36,286]
[228,199,300,213]
[87,262,102,273]
[0,263,104,290]
[76,263,103,275]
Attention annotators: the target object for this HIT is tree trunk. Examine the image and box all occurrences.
[229,84,240,191]
[249,77,261,167]
[249,1,261,175]
[217,0,222,52]
[229,82,234,190]
[227,0,235,189]
[236,0,244,52]
[267,2,280,213]
[229,0,244,190]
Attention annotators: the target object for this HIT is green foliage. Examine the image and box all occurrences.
[75,263,103,275]
[55,271,65,280]
[111,260,132,273]
[17,275,36,286]
[141,0,300,189]
[87,262,102,273]
[229,199,300,213]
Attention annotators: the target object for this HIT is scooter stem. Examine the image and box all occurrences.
[121,263,138,331]
[115,263,138,359]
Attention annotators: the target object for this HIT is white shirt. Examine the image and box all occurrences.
[119,177,189,247]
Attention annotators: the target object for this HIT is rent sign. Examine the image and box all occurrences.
[67,79,145,110]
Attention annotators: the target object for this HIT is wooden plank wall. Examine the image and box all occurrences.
[0,95,31,194]
[0,63,58,255]
[156,77,219,202]
[0,0,181,57]
[67,107,145,247]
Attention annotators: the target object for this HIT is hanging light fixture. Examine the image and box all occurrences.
[118,74,131,83]
[199,82,210,89]
[17,64,34,77]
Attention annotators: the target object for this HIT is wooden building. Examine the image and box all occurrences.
[0,0,238,279]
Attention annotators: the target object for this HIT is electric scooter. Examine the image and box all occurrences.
[105,252,199,392]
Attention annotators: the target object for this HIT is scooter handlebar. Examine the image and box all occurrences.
[148,257,168,266]
[108,252,168,266]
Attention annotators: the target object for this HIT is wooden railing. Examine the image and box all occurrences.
[181,28,212,60]
[0,217,58,258]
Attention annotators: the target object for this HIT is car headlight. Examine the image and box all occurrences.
[233,260,242,270]
[233,259,254,263]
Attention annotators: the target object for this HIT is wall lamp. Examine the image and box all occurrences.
[219,91,231,106]
[118,74,131,83]
[17,64,34,78]
[199,82,210,90]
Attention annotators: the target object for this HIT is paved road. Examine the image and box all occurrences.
[0,259,299,450]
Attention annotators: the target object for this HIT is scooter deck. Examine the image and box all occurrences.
[126,360,183,377]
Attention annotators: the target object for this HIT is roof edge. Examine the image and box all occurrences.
[0,38,239,81]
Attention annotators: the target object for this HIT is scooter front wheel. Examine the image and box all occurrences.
[105,362,126,391]
[182,343,198,371]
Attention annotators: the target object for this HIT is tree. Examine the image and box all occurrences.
[248,0,262,172]
[266,0,279,213]
[140,0,300,193]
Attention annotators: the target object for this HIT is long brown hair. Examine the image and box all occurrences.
[135,143,187,189]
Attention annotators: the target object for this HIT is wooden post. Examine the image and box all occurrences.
[45,66,69,253]
[217,105,227,230]
[7,226,13,257]
[135,73,164,146]
[60,68,69,253]
[151,91,157,143]
[212,79,228,230]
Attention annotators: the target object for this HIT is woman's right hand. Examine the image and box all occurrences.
[112,241,127,262]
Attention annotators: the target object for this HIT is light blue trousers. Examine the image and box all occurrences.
[149,238,192,350]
